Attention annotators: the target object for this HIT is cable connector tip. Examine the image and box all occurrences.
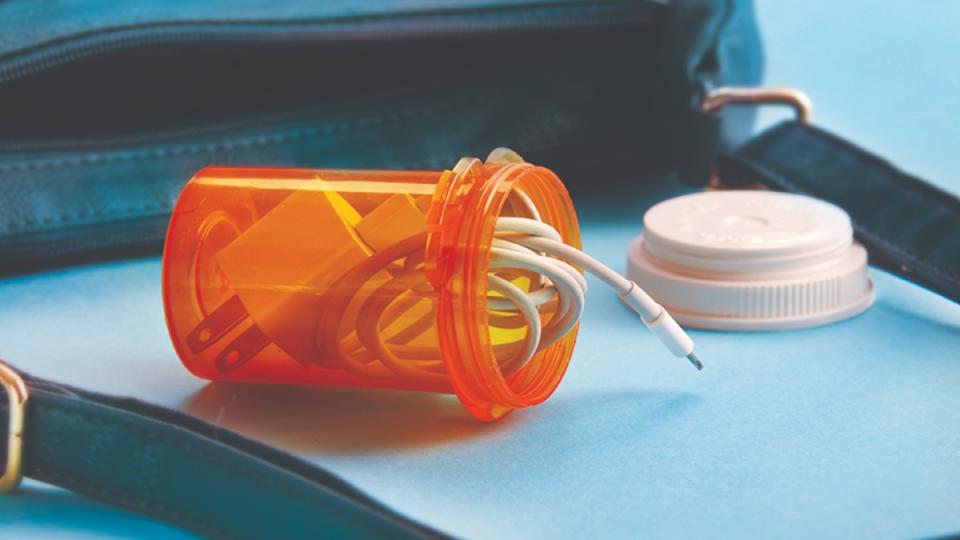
[686,352,703,371]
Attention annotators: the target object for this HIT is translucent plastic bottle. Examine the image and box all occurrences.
[162,152,581,420]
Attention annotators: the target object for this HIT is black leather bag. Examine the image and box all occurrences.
[0,0,762,275]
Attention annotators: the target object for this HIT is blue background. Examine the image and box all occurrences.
[2,1,960,538]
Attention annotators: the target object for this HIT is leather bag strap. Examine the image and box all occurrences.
[718,120,960,303]
[3,367,446,539]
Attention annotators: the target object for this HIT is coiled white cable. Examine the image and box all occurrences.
[489,216,703,371]
[328,192,702,384]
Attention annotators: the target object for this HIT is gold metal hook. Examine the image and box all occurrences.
[703,87,813,124]
[703,87,813,189]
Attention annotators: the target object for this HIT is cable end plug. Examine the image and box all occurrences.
[644,308,702,371]
[621,283,702,370]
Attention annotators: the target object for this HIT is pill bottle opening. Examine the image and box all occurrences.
[428,156,581,421]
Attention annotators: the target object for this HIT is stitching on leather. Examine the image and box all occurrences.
[7,201,171,231]
[0,98,456,234]
[726,152,960,283]
[0,104,435,173]
[0,83,599,235]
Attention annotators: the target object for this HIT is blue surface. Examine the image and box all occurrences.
[3,1,960,537]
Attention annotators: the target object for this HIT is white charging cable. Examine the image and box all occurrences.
[325,185,702,384]
[489,216,703,371]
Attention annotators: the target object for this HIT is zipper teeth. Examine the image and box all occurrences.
[0,1,656,84]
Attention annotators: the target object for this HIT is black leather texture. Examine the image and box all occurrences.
[7,369,446,539]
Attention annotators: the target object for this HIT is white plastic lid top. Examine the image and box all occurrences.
[627,190,875,331]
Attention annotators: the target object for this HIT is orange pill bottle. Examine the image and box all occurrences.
[162,151,581,420]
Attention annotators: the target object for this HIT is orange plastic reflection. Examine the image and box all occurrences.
[162,159,581,420]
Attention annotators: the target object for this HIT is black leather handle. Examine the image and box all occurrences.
[5,369,447,539]
[718,120,960,304]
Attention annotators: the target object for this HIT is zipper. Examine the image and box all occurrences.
[0,0,661,85]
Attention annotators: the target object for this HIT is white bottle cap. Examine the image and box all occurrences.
[626,190,875,331]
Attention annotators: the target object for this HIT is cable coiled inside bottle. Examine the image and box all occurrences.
[318,196,701,385]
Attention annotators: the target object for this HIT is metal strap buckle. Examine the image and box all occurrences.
[0,360,28,493]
